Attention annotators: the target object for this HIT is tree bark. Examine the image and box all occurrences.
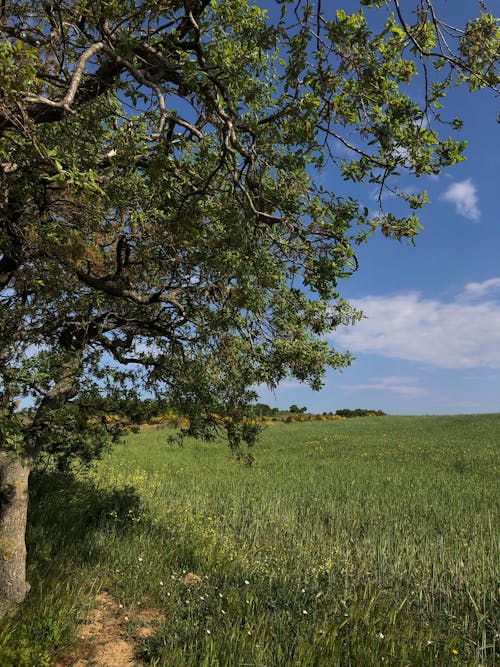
[0,451,31,617]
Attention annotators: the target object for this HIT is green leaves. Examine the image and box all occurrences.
[459,13,500,90]
[0,38,38,96]
[0,0,498,463]
[0,418,25,458]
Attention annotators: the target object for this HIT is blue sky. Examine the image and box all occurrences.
[258,1,500,415]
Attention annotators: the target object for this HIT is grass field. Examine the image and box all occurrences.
[0,414,499,666]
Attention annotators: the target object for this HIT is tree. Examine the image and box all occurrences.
[0,0,498,616]
[253,403,276,418]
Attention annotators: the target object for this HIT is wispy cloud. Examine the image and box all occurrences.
[441,178,480,221]
[276,380,304,390]
[342,376,428,398]
[460,277,500,300]
[254,380,304,393]
[330,285,500,369]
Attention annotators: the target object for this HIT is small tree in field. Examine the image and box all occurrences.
[0,0,498,615]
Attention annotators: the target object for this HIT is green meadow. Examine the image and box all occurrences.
[1,414,499,666]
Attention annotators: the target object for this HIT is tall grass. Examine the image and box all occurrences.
[1,414,498,666]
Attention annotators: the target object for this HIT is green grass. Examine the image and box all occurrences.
[1,414,499,666]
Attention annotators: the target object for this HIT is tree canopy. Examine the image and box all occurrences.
[0,0,498,615]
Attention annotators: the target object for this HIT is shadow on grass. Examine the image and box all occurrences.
[28,469,142,556]
[26,469,143,576]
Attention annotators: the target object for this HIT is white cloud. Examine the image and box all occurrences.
[342,376,428,398]
[441,178,480,221]
[330,287,500,369]
[278,380,305,389]
[254,380,304,392]
[460,277,500,300]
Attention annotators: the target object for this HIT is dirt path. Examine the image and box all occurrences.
[53,592,164,667]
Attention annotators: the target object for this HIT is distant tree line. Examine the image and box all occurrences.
[335,409,387,418]
[251,403,386,418]
[25,397,387,426]
[114,400,388,421]
[24,398,388,427]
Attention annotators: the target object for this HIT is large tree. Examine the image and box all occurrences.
[0,0,498,616]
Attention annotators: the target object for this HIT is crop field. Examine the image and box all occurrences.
[1,414,499,666]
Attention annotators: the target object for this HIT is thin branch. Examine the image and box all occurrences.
[392,0,499,93]
[317,124,389,169]
[62,41,105,107]
[23,42,105,111]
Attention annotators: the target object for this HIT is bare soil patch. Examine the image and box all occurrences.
[53,592,164,667]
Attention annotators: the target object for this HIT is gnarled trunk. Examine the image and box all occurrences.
[0,352,82,618]
[0,451,31,617]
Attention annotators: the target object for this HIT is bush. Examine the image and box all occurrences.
[335,409,387,418]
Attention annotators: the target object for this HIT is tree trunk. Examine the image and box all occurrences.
[0,451,31,617]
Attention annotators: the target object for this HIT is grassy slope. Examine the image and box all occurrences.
[0,414,498,666]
